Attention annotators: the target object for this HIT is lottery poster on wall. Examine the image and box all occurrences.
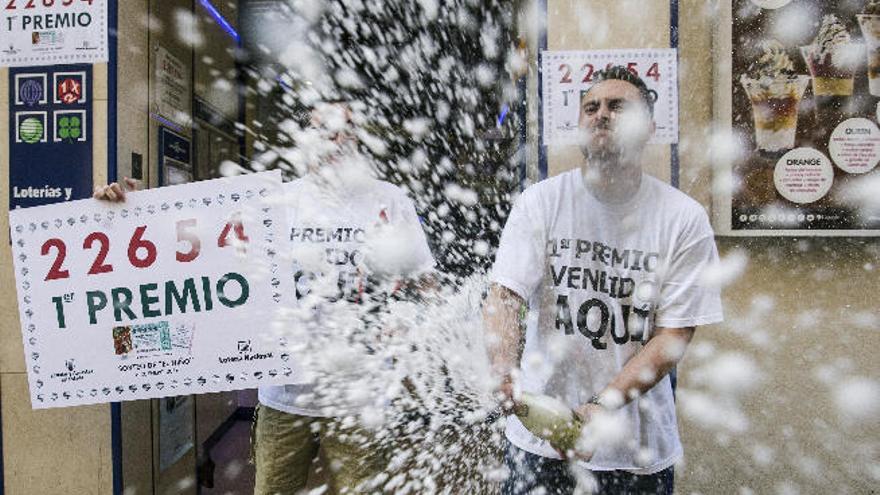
[541,49,679,145]
[9,64,93,210]
[9,172,296,409]
[725,0,880,233]
[1,0,108,67]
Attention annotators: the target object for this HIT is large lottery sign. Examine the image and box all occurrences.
[1,0,108,67]
[542,49,679,145]
[10,172,293,408]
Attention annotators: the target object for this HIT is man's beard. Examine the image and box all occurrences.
[579,110,651,165]
[580,134,627,166]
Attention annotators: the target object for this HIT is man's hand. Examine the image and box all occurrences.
[538,403,602,462]
[574,403,603,425]
[483,283,525,413]
[496,372,516,413]
[93,177,141,202]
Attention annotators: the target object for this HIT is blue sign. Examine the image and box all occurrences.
[160,127,191,164]
[158,126,192,186]
[9,65,93,210]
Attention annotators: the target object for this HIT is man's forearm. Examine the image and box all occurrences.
[483,283,525,380]
[594,326,695,408]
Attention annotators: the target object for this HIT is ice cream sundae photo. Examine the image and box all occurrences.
[740,40,810,154]
[801,15,862,97]
[858,0,880,96]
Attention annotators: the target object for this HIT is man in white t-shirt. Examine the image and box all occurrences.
[484,67,723,494]
[253,102,436,494]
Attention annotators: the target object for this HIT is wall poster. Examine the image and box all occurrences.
[714,0,880,235]
[9,64,93,210]
[1,0,108,67]
[541,49,679,145]
[154,45,191,128]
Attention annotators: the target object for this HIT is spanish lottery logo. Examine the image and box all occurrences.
[58,78,83,104]
[19,80,43,106]
[18,117,44,144]
[53,111,86,143]
[58,116,82,141]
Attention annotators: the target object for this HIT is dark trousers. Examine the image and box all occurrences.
[502,443,674,495]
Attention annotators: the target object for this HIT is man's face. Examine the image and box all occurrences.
[304,103,357,167]
[312,103,355,148]
[578,79,654,162]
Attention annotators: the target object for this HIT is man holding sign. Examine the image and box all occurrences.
[96,102,435,494]
[252,102,435,494]
[485,67,723,494]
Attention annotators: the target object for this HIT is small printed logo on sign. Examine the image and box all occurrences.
[15,112,48,144]
[218,339,273,364]
[51,359,94,384]
[76,40,98,51]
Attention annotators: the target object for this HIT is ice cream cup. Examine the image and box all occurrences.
[800,44,859,96]
[858,14,880,96]
[740,75,810,154]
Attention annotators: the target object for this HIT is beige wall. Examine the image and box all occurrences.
[114,4,157,495]
[117,0,151,183]
[541,1,880,493]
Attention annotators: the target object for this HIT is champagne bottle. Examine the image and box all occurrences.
[513,392,583,452]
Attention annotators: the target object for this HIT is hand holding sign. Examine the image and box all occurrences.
[93,176,142,202]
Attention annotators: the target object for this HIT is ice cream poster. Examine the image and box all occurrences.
[9,171,296,409]
[730,0,880,232]
[541,49,679,145]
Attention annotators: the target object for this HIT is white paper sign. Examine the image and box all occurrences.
[10,172,295,409]
[541,49,679,145]
[1,0,108,67]
[155,45,191,127]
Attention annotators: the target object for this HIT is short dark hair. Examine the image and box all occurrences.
[581,66,658,115]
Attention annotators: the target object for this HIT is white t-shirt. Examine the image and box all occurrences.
[258,173,435,417]
[490,169,723,474]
